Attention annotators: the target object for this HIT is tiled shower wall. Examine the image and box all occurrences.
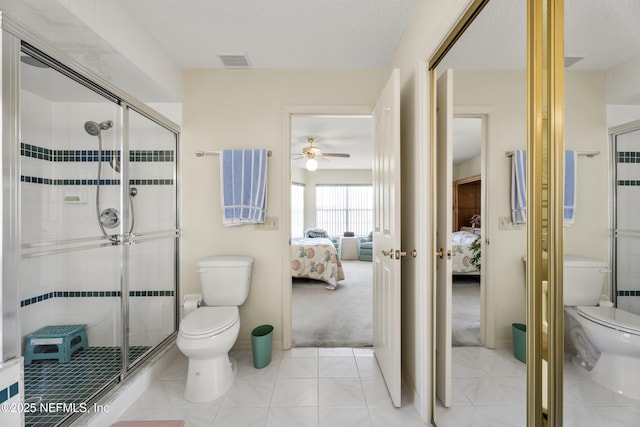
[615,129,640,315]
[19,89,176,349]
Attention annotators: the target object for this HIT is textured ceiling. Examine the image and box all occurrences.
[123,0,418,69]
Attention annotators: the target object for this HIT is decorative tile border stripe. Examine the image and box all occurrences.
[21,175,174,186]
[0,381,19,404]
[21,290,175,307]
[617,290,640,297]
[21,143,174,163]
[131,150,174,162]
[617,180,640,186]
[617,152,640,163]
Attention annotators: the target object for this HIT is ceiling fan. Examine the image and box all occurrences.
[294,137,350,171]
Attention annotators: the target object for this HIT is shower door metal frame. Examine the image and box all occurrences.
[0,11,181,384]
[0,21,21,363]
[609,119,640,307]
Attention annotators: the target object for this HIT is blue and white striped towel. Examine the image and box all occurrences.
[564,150,577,226]
[510,149,577,226]
[511,150,527,224]
[220,149,268,226]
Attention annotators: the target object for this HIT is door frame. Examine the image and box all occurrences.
[281,104,374,349]
[453,107,494,348]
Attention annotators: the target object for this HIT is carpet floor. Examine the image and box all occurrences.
[292,260,372,347]
[452,277,481,346]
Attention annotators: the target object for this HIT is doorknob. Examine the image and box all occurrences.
[381,249,394,258]
[395,250,407,259]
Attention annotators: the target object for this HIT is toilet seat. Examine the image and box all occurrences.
[577,306,640,335]
[180,306,238,338]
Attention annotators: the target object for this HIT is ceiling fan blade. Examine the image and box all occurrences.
[319,152,351,158]
[291,155,305,161]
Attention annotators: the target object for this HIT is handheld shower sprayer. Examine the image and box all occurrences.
[84,120,113,136]
[84,119,135,238]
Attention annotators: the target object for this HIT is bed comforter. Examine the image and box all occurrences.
[291,237,345,290]
[452,230,480,274]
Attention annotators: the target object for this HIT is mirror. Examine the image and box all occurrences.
[433,0,640,426]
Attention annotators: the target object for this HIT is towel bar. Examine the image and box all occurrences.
[505,150,599,158]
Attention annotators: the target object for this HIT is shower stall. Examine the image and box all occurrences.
[611,120,640,315]
[0,17,180,427]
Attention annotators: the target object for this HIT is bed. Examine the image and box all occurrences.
[451,228,481,275]
[291,237,345,290]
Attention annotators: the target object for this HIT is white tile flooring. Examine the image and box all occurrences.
[435,346,640,427]
[118,347,427,427]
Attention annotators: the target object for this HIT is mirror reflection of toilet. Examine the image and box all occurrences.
[176,256,254,402]
[564,255,640,399]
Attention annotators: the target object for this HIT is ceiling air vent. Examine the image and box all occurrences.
[218,52,251,68]
[564,56,585,68]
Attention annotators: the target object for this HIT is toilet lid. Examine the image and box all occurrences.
[180,306,238,338]
[577,306,640,335]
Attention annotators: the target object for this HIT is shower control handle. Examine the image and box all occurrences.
[100,208,120,229]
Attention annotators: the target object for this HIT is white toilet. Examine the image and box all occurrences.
[564,255,640,399]
[177,255,254,402]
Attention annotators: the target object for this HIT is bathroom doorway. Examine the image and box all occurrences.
[451,116,485,347]
[289,113,374,347]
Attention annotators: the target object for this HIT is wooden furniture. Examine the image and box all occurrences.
[453,175,481,232]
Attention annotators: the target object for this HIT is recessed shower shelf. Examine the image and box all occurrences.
[63,189,87,204]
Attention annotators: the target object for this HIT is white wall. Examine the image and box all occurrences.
[181,69,386,349]
[453,155,481,181]
[60,0,182,101]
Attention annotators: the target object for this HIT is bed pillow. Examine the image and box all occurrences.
[304,228,328,238]
[452,230,480,246]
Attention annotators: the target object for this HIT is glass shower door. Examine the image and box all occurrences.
[124,107,179,369]
[19,48,125,426]
[613,125,640,315]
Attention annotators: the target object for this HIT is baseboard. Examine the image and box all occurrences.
[495,338,513,349]
[233,339,283,352]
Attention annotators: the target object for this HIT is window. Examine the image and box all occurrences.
[291,182,305,238]
[316,184,372,237]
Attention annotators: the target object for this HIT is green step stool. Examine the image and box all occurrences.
[24,324,88,365]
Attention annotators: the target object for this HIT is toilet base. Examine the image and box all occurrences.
[574,352,640,400]
[184,354,236,402]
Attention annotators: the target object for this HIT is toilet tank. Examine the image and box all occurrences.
[564,255,608,306]
[197,256,254,306]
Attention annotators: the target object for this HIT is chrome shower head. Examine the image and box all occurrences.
[84,120,113,136]
[84,121,101,136]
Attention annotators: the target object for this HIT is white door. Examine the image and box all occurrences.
[373,68,402,407]
[435,69,454,407]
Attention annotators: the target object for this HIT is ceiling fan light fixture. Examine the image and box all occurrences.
[306,158,318,171]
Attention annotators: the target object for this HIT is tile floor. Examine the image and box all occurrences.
[435,346,640,427]
[24,346,149,427]
[117,347,427,427]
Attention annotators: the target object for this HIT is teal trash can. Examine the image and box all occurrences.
[251,324,273,369]
[512,323,526,363]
